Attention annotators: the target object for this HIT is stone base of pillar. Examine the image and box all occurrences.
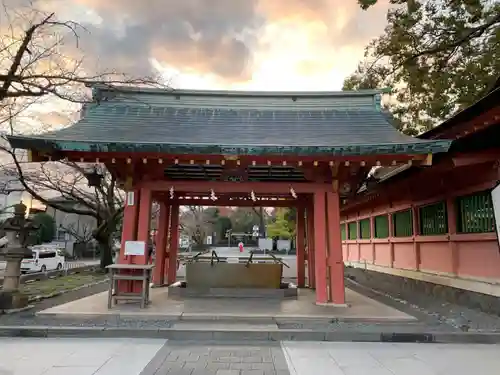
[315,302,349,308]
[0,290,30,310]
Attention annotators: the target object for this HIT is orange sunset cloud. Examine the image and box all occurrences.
[1,0,391,91]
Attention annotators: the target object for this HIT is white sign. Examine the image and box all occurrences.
[206,236,212,245]
[277,239,291,251]
[124,240,145,256]
[126,191,135,206]
[258,238,273,250]
[491,183,500,249]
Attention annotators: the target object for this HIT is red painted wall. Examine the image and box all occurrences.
[457,240,500,279]
[419,242,453,273]
[374,243,392,267]
[341,160,500,290]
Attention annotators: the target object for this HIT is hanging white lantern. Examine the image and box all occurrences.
[169,186,175,199]
[290,187,297,199]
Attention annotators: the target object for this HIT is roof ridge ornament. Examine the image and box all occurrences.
[210,189,217,201]
[250,190,256,202]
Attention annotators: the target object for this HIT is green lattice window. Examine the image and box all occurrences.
[341,224,346,241]
[359,218,371,239]
[457,191,495,233]
[374,215,389,238]
[393,210,413,237]
[348,222,358,240]
[419,201,448,235]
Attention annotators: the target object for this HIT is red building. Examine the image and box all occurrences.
[341,84,500,298]
[7,86,449,305]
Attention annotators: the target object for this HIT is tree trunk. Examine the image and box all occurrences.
[95,230,113,270]
[259,207,266,238]
[98,239,113,269]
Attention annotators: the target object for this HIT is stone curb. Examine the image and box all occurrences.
[1,326,500,343]
[34,312,419,325]
[28,279,108,303]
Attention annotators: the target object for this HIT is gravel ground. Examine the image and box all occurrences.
[346,278,500,332]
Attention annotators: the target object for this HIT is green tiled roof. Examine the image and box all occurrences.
[7,86,451,156]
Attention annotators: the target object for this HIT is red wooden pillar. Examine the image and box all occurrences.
[296,205,306,288]
[447,198,459,275]
[388,213,395,268]
[412,205,421,270]
[167,204,180,285]
[126,187,152,293]
[313,192,328,304]
[117,189,140,293]
[136,187,153,265]
[326,191,345,304]
[306,201,315,288]
[153,202,170,285]
[119,189,140,263]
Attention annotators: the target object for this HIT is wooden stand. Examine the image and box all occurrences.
[106,264,154,309]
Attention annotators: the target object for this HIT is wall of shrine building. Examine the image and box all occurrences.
[340,169,500,298]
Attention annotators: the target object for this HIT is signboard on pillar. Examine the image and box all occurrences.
[491,182,500,250]
[124,240,146,256]
[126,191,135,206]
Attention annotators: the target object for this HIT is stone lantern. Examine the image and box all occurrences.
[0,202,39,310]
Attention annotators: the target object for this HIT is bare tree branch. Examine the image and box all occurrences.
[0,3,168,268]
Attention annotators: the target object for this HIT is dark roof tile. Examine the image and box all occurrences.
[7,87,451,156]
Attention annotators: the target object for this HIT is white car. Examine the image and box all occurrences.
[21,248,65,273]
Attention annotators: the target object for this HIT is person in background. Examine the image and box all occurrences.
[147,238,155,264]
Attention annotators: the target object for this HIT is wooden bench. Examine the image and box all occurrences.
[106,264,154,309]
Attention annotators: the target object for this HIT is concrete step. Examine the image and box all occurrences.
[174,313,421,325]
[171,321,279,331]
[1,325,500,343]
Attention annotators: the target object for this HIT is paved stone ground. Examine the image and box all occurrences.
[0,281,458,334]
[3,259,500,336]
[282,341,500,375]
[0,337,165,375]
[0,338,290,375]
[2,337,500,375]
[142,341,290,375]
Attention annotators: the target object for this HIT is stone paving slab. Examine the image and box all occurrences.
[171,322,280,331]
[0,337,166,375]
[282,341,500,375]
[140,341,290,375]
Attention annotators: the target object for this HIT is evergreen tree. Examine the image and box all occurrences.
[346,0,500,134]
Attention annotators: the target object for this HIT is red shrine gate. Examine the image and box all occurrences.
[7,85,451,305]
[127,181,346,303]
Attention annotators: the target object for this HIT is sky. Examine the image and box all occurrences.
[5,0,390,91]
[0,0,392,132]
